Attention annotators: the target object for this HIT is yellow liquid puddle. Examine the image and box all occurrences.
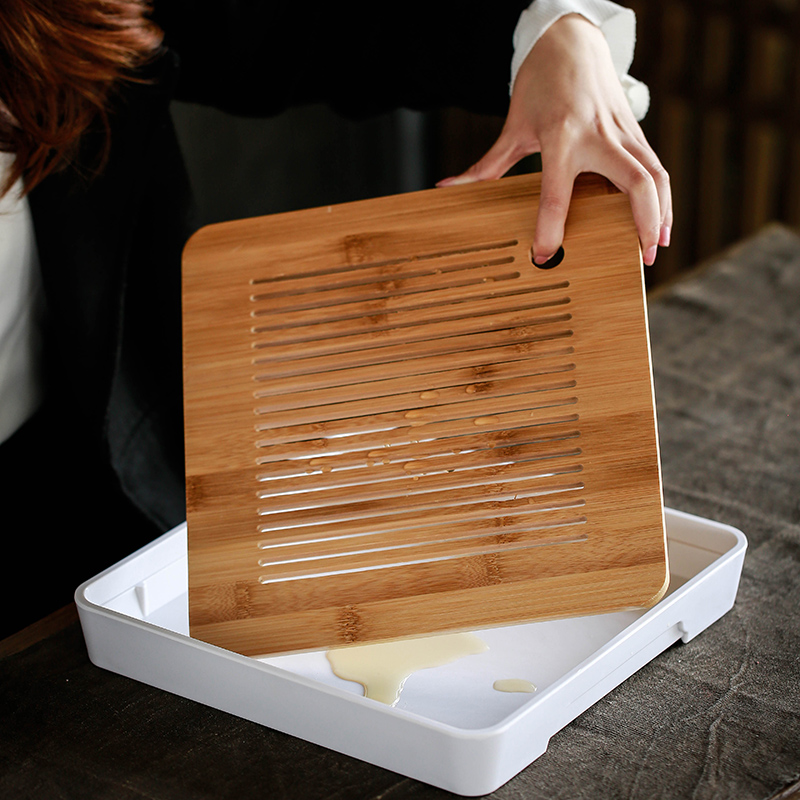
[327,633,488,706]
[493,678,537,694]
[327,634,539,706]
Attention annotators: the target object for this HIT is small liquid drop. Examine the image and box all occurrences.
[493,678,537,694]
[474,415,499,426]
[404,409,425,419]
[465,385,477,394]
[419,390,439,400]
[327,633,488,706]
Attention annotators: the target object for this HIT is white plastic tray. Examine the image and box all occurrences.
[76,508,746,796]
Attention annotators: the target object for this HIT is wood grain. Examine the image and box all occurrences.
[182,172,667,657]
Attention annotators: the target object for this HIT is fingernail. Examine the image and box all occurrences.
[644,245,658,265]
[659,226,671,247]
[530,246,554,265]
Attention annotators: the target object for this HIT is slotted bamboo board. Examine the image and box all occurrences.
[182,172,667,658]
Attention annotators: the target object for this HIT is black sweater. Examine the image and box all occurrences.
[26,1,527,548]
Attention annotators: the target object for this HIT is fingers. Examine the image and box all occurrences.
[435,91,672,266]
[610,155,662,265]
[532,152,574,264]
[436,126,534,187]
[531,136,669,267]
[621,131,673,255]
[438,118,672,267]
[442,136,669,268]
[620,154,671,265]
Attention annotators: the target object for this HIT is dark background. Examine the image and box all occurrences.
[171,0,800,289]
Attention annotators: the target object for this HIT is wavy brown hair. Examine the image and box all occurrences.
[0,0,163,195]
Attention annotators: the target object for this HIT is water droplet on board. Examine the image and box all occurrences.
[419,390,439,400]
[474,416,499,426]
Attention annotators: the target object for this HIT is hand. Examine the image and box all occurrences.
[437,13,672,266]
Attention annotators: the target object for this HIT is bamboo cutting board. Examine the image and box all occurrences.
[182,172,667,658]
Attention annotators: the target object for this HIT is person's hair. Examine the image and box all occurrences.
[0,0,163,195]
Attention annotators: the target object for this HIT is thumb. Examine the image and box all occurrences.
[436,129,524,187]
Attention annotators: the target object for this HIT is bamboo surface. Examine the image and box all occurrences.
[182,173,667,657]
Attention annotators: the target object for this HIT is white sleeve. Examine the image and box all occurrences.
[510,0,650,121]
